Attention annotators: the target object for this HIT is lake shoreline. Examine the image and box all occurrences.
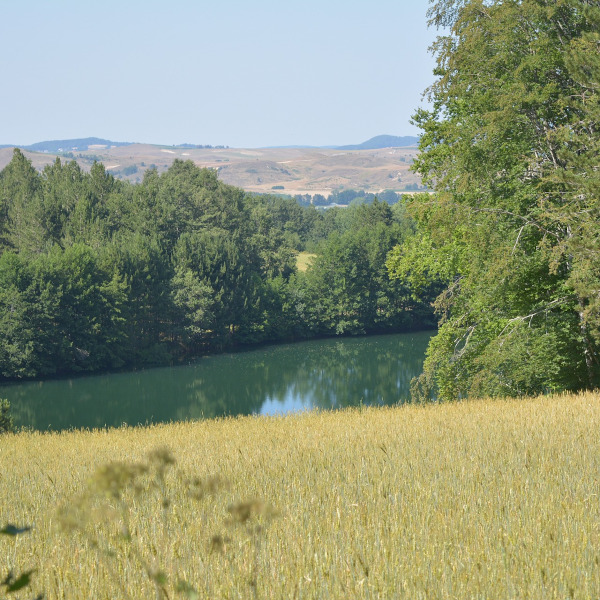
[2,330,435,432]
[0,325,437,387]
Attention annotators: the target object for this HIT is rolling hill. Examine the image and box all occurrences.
[0,136,424,196]
[337,135,419,150]
[0,137,132,153]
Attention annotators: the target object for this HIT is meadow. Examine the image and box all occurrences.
[2,392,600,599]
[295,251,316,273]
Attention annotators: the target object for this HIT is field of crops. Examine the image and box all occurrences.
[2,393,600,598]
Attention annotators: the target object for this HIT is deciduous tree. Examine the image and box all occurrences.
[389,0,600,399]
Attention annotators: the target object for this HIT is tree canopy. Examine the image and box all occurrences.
[388,0,600,399]
[0,151,433,380]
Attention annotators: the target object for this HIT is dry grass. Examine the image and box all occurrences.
[296,251,316,273]
[0,145,421,194]
[1,392,600,598]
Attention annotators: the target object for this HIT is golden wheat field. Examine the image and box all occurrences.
[2,392,600,599]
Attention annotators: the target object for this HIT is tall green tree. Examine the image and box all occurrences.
[388,0,600,399]
[300,201,432,335]
[0,149,46,254]
[173,228,262,346]
[0,245,128,377]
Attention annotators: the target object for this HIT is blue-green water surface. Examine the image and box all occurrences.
[1,331,432,431]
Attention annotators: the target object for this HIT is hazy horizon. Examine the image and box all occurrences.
[1,1,438,148]
[0,133,420,150]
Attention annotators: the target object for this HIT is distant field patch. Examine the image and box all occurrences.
[296,251,316,272]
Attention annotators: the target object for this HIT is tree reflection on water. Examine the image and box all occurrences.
[3,331,432,431]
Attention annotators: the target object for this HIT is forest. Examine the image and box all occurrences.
[1,0,598,404]
[0,151,436,381]
[388,0,600,399]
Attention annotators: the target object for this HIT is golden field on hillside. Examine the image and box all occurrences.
[2,393,600,599]
[0,144,422,196]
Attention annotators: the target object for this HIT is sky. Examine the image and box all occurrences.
[1,0,439,148]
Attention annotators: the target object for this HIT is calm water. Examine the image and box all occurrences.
[1,331,433,431]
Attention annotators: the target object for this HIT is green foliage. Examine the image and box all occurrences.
[1,570,36,594]
[1,522,41,599]
[393,0,600,400]
[0,399,14,434]
[0,152,434,380]
[170,266,214,351]
[0,149,46,254]
[0,525,31,536]
[121,165,138,176]
[296,200,436,336]
[0,246,129,377]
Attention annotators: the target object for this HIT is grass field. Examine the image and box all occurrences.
[296,251,316,273]
[2,393,600,598]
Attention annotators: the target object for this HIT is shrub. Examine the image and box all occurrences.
[58,447,277,599]
[0,399,14,434]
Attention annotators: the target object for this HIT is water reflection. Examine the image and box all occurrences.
[2,331,432,431]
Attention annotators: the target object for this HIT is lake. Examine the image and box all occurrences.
[1,331,433,431]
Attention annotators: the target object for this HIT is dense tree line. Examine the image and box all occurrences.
[293,189,405,207]
[388,0,600,399]
[0,151,435,380]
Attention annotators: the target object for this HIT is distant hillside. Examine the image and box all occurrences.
[0,141,425,195]
[1,135,420,153]
[6,137,133,153]
[337,135,419,150]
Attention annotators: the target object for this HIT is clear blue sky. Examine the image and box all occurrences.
[1,0,438,148]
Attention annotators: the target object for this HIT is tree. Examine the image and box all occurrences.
[105,232,173,365]
[388,0,600,400]
[300,201,432,335]
[173,229,260,346]
[0,245,129,378]
[169,266,213,351]
[0,149,46,254]
[0,399,14,433]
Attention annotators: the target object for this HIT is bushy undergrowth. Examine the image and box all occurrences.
[0,399,14,434]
